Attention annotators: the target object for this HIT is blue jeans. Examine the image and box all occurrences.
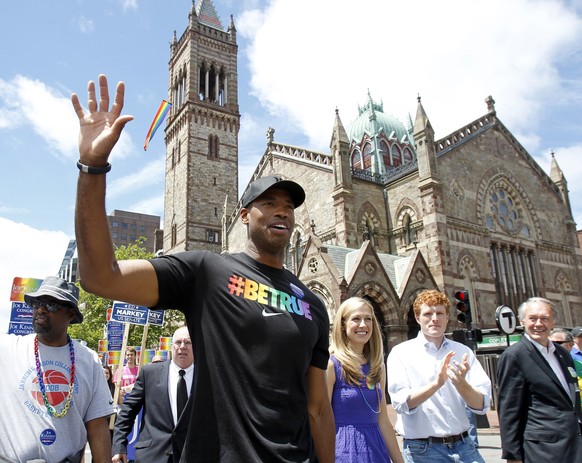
[403,437,485,463]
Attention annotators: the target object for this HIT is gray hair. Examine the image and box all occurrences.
[517,297,555,321]
[549,327,573,342]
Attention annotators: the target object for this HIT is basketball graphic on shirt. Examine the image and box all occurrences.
[31,370,70,406]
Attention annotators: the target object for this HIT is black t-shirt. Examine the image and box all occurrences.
[151,251,330,462]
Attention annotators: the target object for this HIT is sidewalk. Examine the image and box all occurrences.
[387,405,504,462]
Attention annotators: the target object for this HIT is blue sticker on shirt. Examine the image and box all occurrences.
[39,428,56,446]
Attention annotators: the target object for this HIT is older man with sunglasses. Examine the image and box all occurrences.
[0,276,114,462]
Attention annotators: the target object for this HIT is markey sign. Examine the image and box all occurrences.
[111,301,165,326]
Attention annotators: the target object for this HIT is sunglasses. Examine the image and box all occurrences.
[553,340,572,345]
[28,299,66,312]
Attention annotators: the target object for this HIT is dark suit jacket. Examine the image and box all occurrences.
[497,336,582,461]
[112,360,193,463]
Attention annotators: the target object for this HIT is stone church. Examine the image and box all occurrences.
[161,1,582,348]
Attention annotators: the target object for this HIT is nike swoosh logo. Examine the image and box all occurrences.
[262,308,284,317]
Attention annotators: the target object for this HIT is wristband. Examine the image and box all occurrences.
[77,160,111,175]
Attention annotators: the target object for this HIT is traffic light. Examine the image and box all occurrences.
[455,290,472,327]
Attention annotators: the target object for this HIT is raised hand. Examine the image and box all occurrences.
[71,74,133,166]
[447,353,470,385]
[436,351,455,387]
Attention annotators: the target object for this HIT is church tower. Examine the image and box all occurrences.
[163,1,240,253]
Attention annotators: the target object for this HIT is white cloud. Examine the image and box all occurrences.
[243,0,582,154]
[0,217,71,334]
[0,75,134,162]
[121,0,138,12]
[128,194,164,218]
[107,158,165,198]
[73,15,95,34]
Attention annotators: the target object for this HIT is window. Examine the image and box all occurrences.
[351,149,362,170]
[121,223,128,229]
[207,230,220,244]
[112,232,118,239]
[139,225,146,232]
[111,221,119,228]
[121,234,127,240]
[130,223,137,230]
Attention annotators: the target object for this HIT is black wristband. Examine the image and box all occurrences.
[77,160,111,175]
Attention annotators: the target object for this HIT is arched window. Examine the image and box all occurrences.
[380,140,391,169]
[351,149,362,170]
[363,143,373,169]
[403,214,413,245]
[402,147,413,163]
[208,135,220,160]
[391,144,402,167]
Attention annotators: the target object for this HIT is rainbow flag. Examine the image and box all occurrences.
[141,349,157,364]
[156,350,169,361]
[10,277,43,302]
[143,100,172,151]
[159,336,172,351]
[108,350,121,366]
[98,340,108,353]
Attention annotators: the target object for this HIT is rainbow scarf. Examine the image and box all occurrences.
[143,100,172,150]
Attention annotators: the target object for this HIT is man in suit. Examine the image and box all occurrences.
[497,297,582,462]
[112,326,194,463]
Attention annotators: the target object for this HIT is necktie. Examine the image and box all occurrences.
[177,369,187,419]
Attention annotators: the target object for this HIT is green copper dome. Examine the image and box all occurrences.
[348,93,412,145]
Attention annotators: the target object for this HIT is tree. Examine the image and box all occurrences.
[68,237,185,352]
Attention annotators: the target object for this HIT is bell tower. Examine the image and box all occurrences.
[163,1,240,253]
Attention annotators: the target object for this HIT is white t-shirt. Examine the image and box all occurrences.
[0,333,114,462]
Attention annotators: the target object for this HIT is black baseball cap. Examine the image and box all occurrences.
[241,176,305,209]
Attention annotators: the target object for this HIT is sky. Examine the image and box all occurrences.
[1,0,582,332]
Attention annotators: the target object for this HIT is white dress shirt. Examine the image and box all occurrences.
[168,361,194,425]
[387,332,491,439]
[527,333,572,402]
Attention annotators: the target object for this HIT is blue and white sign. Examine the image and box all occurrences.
[8,302,33,335]
[111,302,149,325]
[147,309,165,326]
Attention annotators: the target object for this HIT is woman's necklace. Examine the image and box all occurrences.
[34,335,76,418]
[357,363,381,414]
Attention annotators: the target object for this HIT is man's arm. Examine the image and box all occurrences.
[71,74,159,306]
[307,366,335,463]
[405,351,454,409]
[447,353,486,410]
[86,416,112,463]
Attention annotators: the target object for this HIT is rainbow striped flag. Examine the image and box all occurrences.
[159,336,172,351]
[143,100,172,151]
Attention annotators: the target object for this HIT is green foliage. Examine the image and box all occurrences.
[68,237,185,352]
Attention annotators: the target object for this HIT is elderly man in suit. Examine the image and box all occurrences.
[112,326,194,463]
[497,297,582,462]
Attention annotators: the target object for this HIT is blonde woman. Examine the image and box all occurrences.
[327,297,403,463]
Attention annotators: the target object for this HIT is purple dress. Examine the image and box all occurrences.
[331,355,391,462]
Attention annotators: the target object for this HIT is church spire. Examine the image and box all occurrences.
[550,150,573,216]
[331,108,351,190]
[413,95,438,183]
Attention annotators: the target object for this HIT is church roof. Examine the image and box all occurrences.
[324,244,410,291]
[196,0,223,30]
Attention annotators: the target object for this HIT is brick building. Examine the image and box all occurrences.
[162,2,582,349]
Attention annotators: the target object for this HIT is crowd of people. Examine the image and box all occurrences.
[1,74,581,462]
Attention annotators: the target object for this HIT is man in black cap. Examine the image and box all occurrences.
[0,276,114,462]
[71,75,334,463]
